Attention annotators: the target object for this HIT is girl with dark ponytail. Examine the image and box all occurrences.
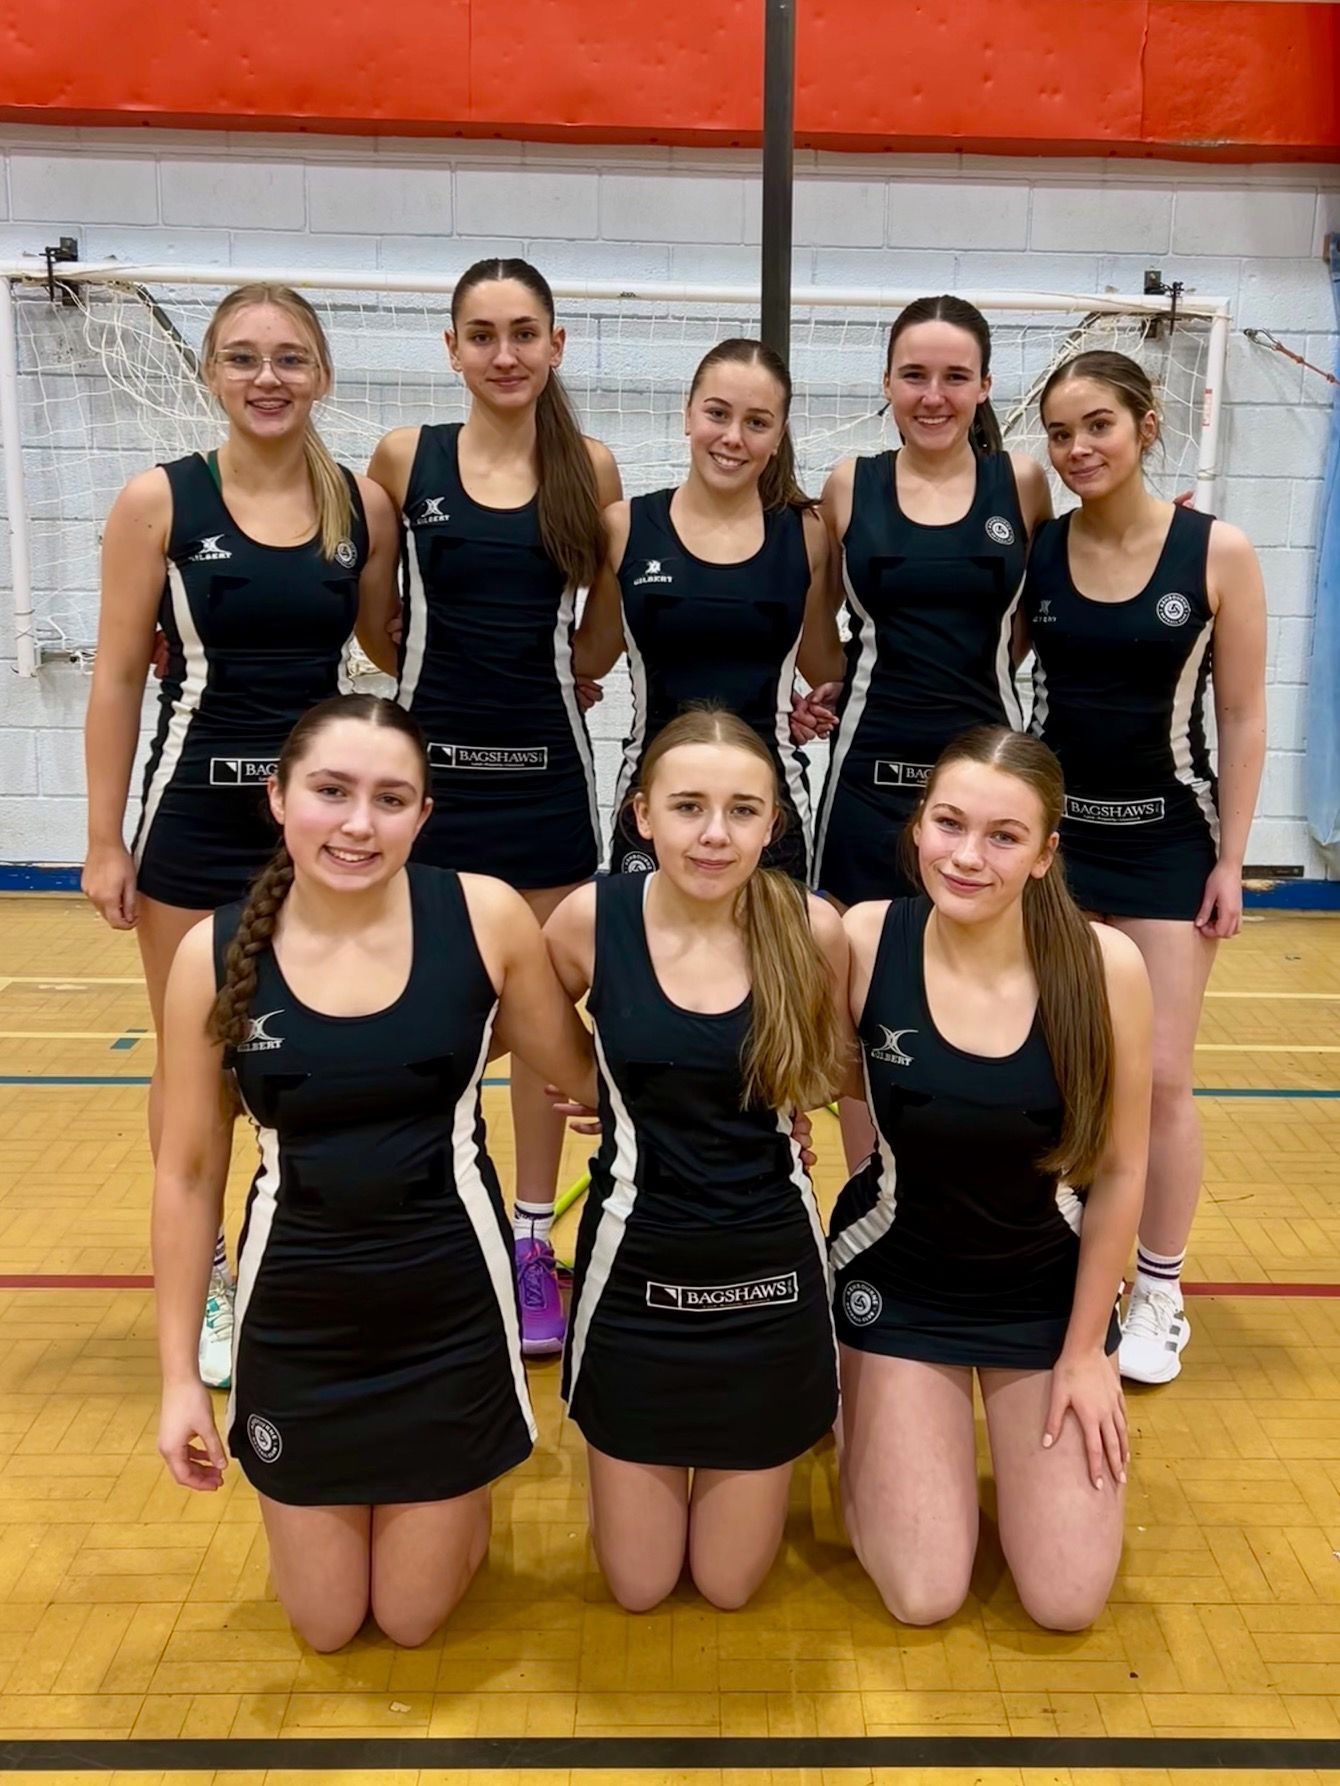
[368,259,622,1359]
[830,725,1151,1633]
[544,707,850,1613]
[153,694,597,1651]
[575,336,845,884]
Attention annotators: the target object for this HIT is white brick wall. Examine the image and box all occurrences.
[0,130,1335,876]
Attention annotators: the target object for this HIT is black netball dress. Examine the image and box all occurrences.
[1025,505,1218,920]
[610,489,814,881]
[812,451,1028,904]
[561,873,837,1468]
[829,898,1119,1369]
[133,454,368,909]
[396,424,600,889]
[218,866,535,1505]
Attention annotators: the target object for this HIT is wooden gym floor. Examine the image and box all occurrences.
[0,893,1338,1785]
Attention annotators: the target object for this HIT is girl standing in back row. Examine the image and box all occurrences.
[83,284,400,1388]
[369,259,621,1356]
[575,338,842,881]
[1025,351,1267,1384]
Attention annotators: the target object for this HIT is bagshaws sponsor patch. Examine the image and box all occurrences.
[429,743,548,772]
[874,760,933,789]
[210,757,278,786]
[1065,795,1165,826]
[646,1271,799,1311]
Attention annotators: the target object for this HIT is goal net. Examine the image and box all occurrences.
[4,271,1221,666]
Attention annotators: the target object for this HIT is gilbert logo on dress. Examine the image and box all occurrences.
[1156,592,1191,627]
[429,742,548,772]
[210,757,278,786]
[870,1026,915,1066]
[186,535,232,562]
[237,1010,284,1053]
[247,1414,283,1463]
[985,515,1016,545]
[1035,599,1054,621]
[1066,795,1165,826]
[633,558,674,587]
[413,497,450,525]
[646,1272,799,1311]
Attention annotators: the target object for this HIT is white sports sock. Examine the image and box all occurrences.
[211,1227,231,1279]
[1133,1242,1185,1303]
[513,1200,554,1245]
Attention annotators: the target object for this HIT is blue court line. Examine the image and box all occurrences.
[109,1030,147,1051]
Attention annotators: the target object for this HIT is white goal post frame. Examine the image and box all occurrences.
[0,260,1232,678]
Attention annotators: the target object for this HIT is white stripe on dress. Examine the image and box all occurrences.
[773,623,813,878]
[133,562,207,868]
[395,520,430,715]
[811,550,876,890]
[451,1005,537,1442]
[609,598,649,861]
[1169,618,1220,844]
[994,569,1028,731]
[827,1053,900,1274]
[226,1116,281,1438]
[564,1023,641,1401]
[553,582,602,864]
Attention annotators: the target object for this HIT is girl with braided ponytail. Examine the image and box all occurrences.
[544,707,850,1612]
[152,695,596,1651]
[83,283,401,1389]
[830,726,1151,1632]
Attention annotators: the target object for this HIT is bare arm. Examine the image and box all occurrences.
[795,508,846,689]
[82,469,171,928]
[585,437,624,508]
[352,474,402,676]
[152,921,235,1489]
[462,875,598,1107]
[573,503,631,679]
[838,899,891,1102]
[1200,521,1268,938]
[807,893,860,1104]
[366,426,419,513]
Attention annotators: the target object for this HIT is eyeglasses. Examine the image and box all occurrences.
[212,350,320,381]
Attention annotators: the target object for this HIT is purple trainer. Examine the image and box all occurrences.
[515,1237,565,1356]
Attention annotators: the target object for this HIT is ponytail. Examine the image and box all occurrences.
[534,372,605,588]
[739,864,845,1113]
[1022,858,1114,1182]
[969,398,1004,457]
[908,725,1116,1180]
[303,428,355,562]
[208,844,296,1051]
[757,427,815,514]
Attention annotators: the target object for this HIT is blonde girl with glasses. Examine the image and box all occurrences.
[82,283,402,1390]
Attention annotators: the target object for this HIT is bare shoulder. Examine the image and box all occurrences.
[801,504,829,556]
[544,879,598,942]
[1010,451,1048,496]
[110,464,172,528]
[1207,516,1258,573]
[354,471,396,515]
[841,897,890,953]
[583,435,620,485]
[821,458,857,501]
[458,871,535,936]
[1091,920,1151,991]
[805,890,845,946]
[602,498,633,555]
[373,425,421,461]
[166,916,218,1002]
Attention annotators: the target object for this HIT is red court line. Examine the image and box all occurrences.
[0,1274,1338,1296]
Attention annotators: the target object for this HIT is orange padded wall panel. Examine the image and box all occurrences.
[1,0,1336,158]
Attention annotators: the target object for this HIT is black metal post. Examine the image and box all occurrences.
[760,0,796,361]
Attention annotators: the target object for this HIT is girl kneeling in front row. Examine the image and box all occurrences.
[831,726,1151,1631]
[153,694,596,1650]
[545,708,849,1611]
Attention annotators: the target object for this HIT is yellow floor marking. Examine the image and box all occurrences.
[1193,1042,1340,1053]
[0,1030,154,1041]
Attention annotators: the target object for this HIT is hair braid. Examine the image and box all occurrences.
[208,845,296,1050]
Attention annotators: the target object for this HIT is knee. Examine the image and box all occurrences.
[858,1544,969,1627]
[375,1602,449,1648]
[604,1568,677,1614]
[291,1602,368,1653]
[1016,1578,1108,1633]
[691,1565,761,1612]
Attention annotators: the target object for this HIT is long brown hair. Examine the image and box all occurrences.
[1040,349,1162,456]
[687,338,814,513]
[202,283,352,561]
[638,707,844,1112]
[450,258,605,589]
[909,726,1115,1181]
[208,695,430,1050]
[885,294,1003,456]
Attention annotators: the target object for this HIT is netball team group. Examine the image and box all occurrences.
[79,259,1266,1649]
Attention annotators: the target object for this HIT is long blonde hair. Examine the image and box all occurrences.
[638,708,844,1112]
[909,726,1115,1181]
[202,283,353,561]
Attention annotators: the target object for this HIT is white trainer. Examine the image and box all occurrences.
[198,1267,235,1390]
[1119,1285,1190,1385]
